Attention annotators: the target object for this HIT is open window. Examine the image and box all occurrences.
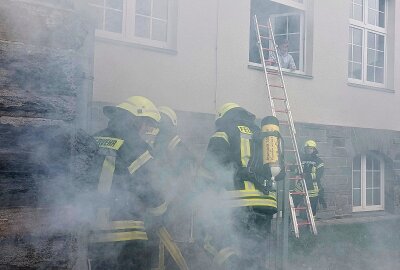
[249,0,306,72]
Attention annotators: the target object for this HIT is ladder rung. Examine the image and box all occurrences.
[284,149,296,152]
[290,191,306,195]
[294,207,307,210]
[271,97,286,101]
[275,109,288,113]
[297,221,311,226]
[258,24,270,29]
[266,70,280,76]
[268,84,284,88]
[260,35,272,40]
[288,176,302,180]
[262,48,275,52]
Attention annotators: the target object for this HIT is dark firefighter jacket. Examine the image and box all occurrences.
[202,109,283,215]
[300,152,324,198]
[90,119,167,244]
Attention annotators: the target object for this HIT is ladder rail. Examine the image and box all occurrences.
[254,15,317,237]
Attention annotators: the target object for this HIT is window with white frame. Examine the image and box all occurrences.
[352,153,385,212]
[249,0,305,72]
[349,0,386,86]
[89,0,175,49]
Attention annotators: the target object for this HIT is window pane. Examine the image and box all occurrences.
[377,34,384,51]
[368,0,377,9]
[90,0,104,5]
[105,9,122,33]
[152,19,167,41]
[135,15,151,38]
[353,189,361,206]
[153,0,168,20]
[106,0,123,10]
[373,189,381,205]
[354,5,363,21]
[367,49,375,65]
[348,46,352,60]
[136,0,151,16]
[366,156,372,170]
[288,15,300,33]
[353,28,362,46]
[366,189,373,205]
[373,158,380,170]
[288,34,300,51]
[94,7,104,30]
[353,63,362,79]
[354,46,362,62]
[353,171,361,188]
[348,62,353,78]
[353,156,361,169]
[376,51,384,67]
[354,0,362,5]
[373,171,381,187]
[367,32,375,49]
[375,67,384,83]
[291,53,299,70]
[378,12,385,27]
[378,0,385,12]
[368,9,377,25]
[275,17,287,35]
[366,171,373,188]
[367,65,374,81]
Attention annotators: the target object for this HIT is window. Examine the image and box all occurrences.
[349,0,386,86]
[249,0,305,72]
[352,153,385,212]
[89,0,176,49]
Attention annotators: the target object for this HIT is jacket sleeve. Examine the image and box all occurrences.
[198,132,231,188]
[315,157,325,188]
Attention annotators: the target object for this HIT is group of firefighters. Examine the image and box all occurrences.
[85,95,325,270]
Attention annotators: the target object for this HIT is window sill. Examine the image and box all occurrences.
[347,82,395,93]
[248,63,313,80]
[95,34,177,55]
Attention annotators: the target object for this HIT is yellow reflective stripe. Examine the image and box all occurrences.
[90,231,148,243]
[168,135,181,151]
[225,190,263,199]
[98,156,116,194]
[148,201,168,216]
[226,198,277,208]
[240,136,251,167]
[213,247,237,266]
[111,220,145,230]
[158,227,189,270]
[244,181,256,190]
[316,163,324,169]
[95,136,124,150]
[212,132,229,144]
[128,150,153,175]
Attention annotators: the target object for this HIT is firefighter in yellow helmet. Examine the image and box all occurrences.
[198,102,285,270]
[150,106,195,269]
[88,96,168,269]
[298,140,325,216]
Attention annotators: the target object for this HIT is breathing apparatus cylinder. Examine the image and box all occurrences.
[261,116,282,191]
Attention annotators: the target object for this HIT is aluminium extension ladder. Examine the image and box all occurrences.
[254,15,317,238]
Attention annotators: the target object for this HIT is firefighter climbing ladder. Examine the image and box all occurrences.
[254,15,317,238]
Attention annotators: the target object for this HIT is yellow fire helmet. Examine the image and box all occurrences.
[104,96,161,122]
[216,102,241,120]
[158,106,178,126]
[304,140,317,148]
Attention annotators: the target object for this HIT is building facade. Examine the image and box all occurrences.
[90,0,400,218]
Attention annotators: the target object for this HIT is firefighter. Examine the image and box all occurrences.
[151,106,196,269]
[199,103,285,270]
[88,96,168,269]
[300,140,325,216]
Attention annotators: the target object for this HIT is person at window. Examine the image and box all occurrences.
[269,39,297,71]
[297,140,325,217]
